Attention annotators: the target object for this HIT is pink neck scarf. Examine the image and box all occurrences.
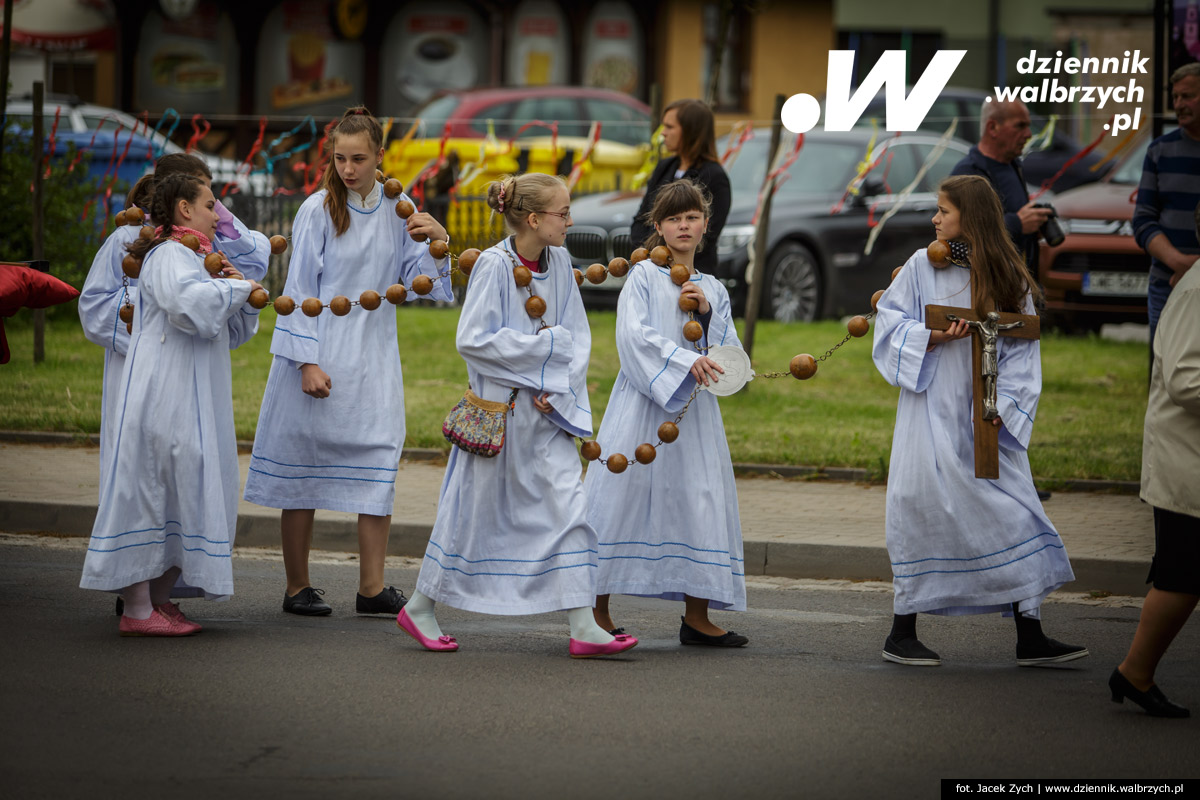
[154,225,214,255]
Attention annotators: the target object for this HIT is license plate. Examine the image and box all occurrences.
[1082,271,1148,297]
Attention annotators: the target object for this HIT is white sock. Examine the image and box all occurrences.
[404,590,445,639]
[122,581,153,620]
[567,606,614,644]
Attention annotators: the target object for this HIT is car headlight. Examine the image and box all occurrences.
[718,224,756,256]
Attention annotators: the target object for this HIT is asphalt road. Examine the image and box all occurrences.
[1,535,1196,800]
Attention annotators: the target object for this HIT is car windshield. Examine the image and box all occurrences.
[724,135,863,198]
[411,95,464,139]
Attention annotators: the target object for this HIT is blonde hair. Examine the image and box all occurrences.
[485,173,567,234]
[937,175,1043,315]
[322,106,384,236]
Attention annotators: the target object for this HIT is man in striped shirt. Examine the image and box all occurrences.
[1133,63,1200,342]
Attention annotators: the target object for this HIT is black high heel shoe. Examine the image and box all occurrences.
[1109,667,1190,718]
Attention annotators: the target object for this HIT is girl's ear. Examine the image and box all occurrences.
[177,197,192,223]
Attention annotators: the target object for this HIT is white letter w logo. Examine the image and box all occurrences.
[782,50,966,133]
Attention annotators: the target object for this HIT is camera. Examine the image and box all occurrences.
[1032,203,1065,247]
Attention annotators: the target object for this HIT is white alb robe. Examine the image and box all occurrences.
[80,240,259,598]
[584,260,746,611]
[415,239,598,615]
[872,248,1075,617]
[78,215,268,494]
[243,187,452,516]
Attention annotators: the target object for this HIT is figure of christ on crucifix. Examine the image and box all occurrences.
[925,304,1041,478]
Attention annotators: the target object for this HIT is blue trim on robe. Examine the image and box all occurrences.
[648,346,680,395]
[275,325,318,342]
[891,531,1061,565]
[250,454,398,472]
[998,391,1033,422]
[427,540,596,564]
[248,466,396,484]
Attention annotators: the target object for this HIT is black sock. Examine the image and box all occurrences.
[1012,602,1048,647]
[890,613,918,641]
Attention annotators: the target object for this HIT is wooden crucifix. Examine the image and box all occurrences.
[925,304,1041,479]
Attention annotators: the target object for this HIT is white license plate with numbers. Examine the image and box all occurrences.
[1082,272,1148,297]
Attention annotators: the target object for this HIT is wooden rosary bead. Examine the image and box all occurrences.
[525,295,547,318]
[395,200,415,219]
[580,440,602,461]
[847,315,870,337]
[607,257,630,278]
[119,304,134,324]
[412,275,434,296]
[359,290,381,311]
[329,295,352,316]
[115,210,127,227]
[630,247,649,263]
[179,234,200,252]
[126,321,133,334]
[269,235,288,255]
[458,248,481,275]
[892,265,903,281]
[248,288,270,309]
[375,169,385,183]
[585,263,607,284]
[273,295,296,316]
[121,255,142,279]
[927,239,950,267]
[126,207,144,225]
[139,225,155,241]
[682,320,704,342]
[573,268,584,287]
[386,284,408,304]
[301,298,323,317]
[679,293,699,312]
[669,264,691,286]
[513,265,533,287]
[203,253,225,274]
[383,178,403,198]
[657,421,679,443]
[789,354,817,380]
[634,443,657,464]
[649,246,671,266]
[428,240,449,260]
[410,231,428,243]
[870,289,885,312]
[606,453,628,474]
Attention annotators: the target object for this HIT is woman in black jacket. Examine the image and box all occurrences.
[630,99,731,274]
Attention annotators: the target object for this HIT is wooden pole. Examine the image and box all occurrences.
[741,93,785,359]
[0,0,13,165]
[32,82,46,364]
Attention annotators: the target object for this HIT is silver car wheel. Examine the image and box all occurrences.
[765,242,821,322]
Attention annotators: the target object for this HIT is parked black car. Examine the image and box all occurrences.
[567,128,972,321]
[857,86,1114,193]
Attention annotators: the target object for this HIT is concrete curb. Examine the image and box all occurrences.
[0,430,1141,494]
[1,498,1149,596]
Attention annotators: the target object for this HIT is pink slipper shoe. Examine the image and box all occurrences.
[569,633,639,658]
[154,602,203,634]
[396,607,458,652]
[119,608,198,637]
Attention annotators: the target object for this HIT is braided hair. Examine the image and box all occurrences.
[125,174,209,260]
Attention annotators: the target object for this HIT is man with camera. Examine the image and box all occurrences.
[1133,63,1200,344]
[950,98,1055,272]
[950,98,1055,501]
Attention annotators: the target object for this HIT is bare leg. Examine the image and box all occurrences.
[281,509,315,596]
[1118,588,1199,691]
[683,594,726,636]
[593,594,615,630]
[149,566,182,605]
[357,514,390,598]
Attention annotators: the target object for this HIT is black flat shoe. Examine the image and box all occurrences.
[882,634,941,666]
[356,586,407,614]
[1109,667,1190,718]
[679,617,749,647]
[115,596,124,616]
[283,586,332,616]
[1016,637,1089,667]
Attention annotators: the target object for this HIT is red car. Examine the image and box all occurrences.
[411,86,652,147]
[1037,130,1153,331]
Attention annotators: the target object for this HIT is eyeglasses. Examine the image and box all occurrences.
[538,209,572,221]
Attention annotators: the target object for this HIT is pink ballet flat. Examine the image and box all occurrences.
[569,633,639,659]
[396,607,458,652]
[118,608,198,637]
[153,602,203,634]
